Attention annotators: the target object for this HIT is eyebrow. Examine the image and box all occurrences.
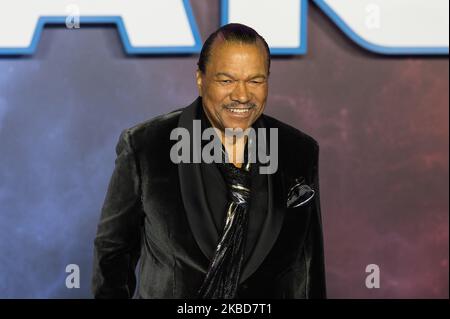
[214,72,267,80]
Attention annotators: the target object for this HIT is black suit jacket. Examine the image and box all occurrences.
[92,97,327,299]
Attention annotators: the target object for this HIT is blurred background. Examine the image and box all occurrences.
[0,1,448,298]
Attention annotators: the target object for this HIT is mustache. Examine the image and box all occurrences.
[223,102,257,109]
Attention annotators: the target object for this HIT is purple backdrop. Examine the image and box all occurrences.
[0,1,448,298]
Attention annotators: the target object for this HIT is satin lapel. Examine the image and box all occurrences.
[177,97,219,262]
[240,116,287,284]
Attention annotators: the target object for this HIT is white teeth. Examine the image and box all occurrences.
[229,108,250,113]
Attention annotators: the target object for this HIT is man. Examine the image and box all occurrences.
[92,23,326,299]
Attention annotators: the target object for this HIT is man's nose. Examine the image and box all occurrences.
[230,81,251,104]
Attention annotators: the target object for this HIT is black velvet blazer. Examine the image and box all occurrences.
[92,97,327,299]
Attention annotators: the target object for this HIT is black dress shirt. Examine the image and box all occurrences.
[198,106,268,265]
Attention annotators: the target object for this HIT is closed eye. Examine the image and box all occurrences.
[217,79,234,84]
[249,77,266,84]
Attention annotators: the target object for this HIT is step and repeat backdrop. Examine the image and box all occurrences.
[0,0,448,298]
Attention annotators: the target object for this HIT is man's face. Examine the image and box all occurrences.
[196,40,269,132]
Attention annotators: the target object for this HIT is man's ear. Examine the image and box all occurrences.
[196,70,203,97]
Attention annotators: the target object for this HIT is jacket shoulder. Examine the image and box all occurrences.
[120,108,183,152]
[262,114,319,153]
[128,108,182,136]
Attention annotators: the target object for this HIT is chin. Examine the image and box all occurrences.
[223,117,253,130]
[224,122,251,131]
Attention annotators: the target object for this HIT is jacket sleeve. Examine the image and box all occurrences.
[304,141,327,298]
[92,129,144,298]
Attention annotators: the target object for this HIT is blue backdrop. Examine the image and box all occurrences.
[0,2,448,298]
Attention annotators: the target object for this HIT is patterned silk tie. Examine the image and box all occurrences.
[198,150,253,299]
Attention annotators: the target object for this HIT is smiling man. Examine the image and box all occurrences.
[195,30,269,168]
[92,23,326,299]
